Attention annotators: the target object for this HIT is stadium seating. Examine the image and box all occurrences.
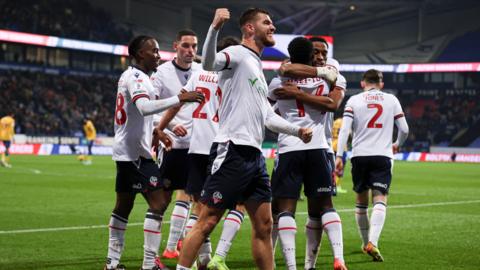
[0,0,133,44]
[0,70,116,136]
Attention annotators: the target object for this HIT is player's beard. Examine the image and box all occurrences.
[261,32,275,47]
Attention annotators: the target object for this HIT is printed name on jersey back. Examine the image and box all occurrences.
[198,71,218,84]
[363,91,385,102]
[285,77,324,86]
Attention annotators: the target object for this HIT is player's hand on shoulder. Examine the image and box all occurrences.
[278,60,291,76]
[172,124,188,137]
[298,127,313,143]
[178,90,205,103]
[212,8,230,30]
[274,81,300,99]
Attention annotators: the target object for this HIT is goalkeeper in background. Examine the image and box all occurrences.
[79,117,96,165]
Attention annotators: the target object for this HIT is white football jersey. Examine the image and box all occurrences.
[183,70,220,155]
[325,73,347,154]
[213,45,272,150]
[268,73,347,154]
[113,66,156,161]
[343,89,404,158]
[151,60,201,149]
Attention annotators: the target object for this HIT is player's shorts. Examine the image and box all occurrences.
[159,148,189,190]
[271,149,333,199]
[351,155,393,194]
[115,157,164,193]
[200,141,271,209]
[186,153,209,196]
[2,140,11,149]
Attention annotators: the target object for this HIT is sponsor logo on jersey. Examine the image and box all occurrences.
[149,176,158,187]
[373,182,388,189]
[317,186,332,193]
[212,191,223,204]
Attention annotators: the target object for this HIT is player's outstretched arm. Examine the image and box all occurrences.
[265,101,313,143]
[135,91,204,116]
[203,8,230,71]
[279,62,338,83]
[273,81,335,111]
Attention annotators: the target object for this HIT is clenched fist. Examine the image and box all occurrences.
[212,8,230,30]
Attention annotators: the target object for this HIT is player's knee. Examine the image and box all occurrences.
[254,216,273,238]
[197,216,219,236]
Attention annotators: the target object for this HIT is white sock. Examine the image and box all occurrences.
[142,210,163,269]
[184,214,198,237]
[322,210,344,262]
[369,202,387,247]
[272,220,279,254]
[176,265,191,270]
[305,216,323,269]
[198,237,212,266]
[106,213,128,268]
[215,210,244,258]
[166,200,190,251]
[278,212,297,270]
[355,204,369,246]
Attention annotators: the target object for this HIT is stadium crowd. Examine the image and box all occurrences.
[0,0,133,44]
[0,70,116,136]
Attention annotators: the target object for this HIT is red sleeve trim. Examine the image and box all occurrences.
[132,94,150,103]
[344,109,353,114]
[394,113,405,120]
[222,52,230,70]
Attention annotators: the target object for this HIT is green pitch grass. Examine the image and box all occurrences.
[1,155,479,270]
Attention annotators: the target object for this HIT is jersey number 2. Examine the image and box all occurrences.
[192,87,222,122]
[367,103,383,128]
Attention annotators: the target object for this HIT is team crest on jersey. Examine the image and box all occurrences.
[149,176,158,187]
[212,191,223,204]
[134,72,140,78]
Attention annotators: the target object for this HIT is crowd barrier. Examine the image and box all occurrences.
[1,144,480,163]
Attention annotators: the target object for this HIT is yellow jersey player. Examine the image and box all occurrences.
[81,118,96,165]
[332,117,348,193]
[0,113,15,168]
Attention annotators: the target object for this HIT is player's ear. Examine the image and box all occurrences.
[379,82,384,89]
[360,80,366,89]
[173,41,178,51]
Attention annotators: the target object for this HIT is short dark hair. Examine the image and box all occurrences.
[217,36,241,51]
[239,7,271,27]
[362,69,383,84]
[128,35,155,60]
[176,29,197,41]
[288,37,313,65]
[308,36,329,48]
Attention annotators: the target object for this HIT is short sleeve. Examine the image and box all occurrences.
[343,97,354,118]
[393,96,405,120]
[267,76,283,101]
[335,74,347,91]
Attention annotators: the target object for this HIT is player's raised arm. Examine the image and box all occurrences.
[202,8,231,71]
[134,91,204,116]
